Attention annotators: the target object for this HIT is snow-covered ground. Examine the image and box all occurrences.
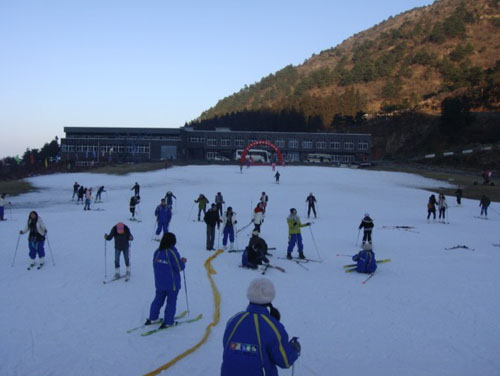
[1,165,499,376]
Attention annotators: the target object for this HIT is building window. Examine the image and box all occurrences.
[332,155,340,163]
[190,137,200,143]
[342,155,353,163]
[221,138,231,147]
[234,139,245,147]
[288,139,298,148]
[207,138,217,147]
[357,141,369,150]
[316,141,326,149]
[206,151,218,160]
[344,142,354,150]
[275,140,285,148]
[285,152,300,162]
[330,141,340,150]
[302,140,313,149]
[248,139,257,144]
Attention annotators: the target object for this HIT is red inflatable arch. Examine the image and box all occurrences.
[240,140,283,165]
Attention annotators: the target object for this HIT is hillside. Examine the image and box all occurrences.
[198,0,500,126]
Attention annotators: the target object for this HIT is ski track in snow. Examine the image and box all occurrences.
[1,165,499,376]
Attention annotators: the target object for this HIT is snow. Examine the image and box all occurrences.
[1,165,499,376]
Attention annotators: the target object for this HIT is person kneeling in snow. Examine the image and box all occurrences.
[221,278,300,376]
[352,243,377,273]
[242,236,269,270]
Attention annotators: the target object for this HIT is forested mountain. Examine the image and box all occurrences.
[196,0,500,129]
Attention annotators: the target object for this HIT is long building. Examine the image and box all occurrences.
[61,126,372,165]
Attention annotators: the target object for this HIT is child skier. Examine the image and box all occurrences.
[83,188,92,211]
[222,206,237,251]
[20,211,47,269]
[438,194,448,222]
[352,243,377,273]
[131,182,140,198]
[358,213,374,245]
[427,194,437,221]
[129,196,139,220]
[253,202,265,233]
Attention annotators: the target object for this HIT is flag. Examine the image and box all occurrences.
[44,158,48,168]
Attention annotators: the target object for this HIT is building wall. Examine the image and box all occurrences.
[61,126,371,164]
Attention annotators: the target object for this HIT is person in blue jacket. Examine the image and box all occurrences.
[352,243,377,273]
[145,232,187,329]
[221,278,300,376]
[154,198,172,241]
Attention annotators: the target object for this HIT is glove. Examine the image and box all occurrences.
[19,230,23,234]
[289,337,301,355]
[235,220,237,224]
[104,234,108,239]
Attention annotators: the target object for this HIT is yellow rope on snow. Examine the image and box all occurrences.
[144,249,224,376]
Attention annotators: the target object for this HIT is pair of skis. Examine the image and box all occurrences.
[445,245,475,251]
[126,310,203,336]
[103,274,130,284]
[344,258,391,273]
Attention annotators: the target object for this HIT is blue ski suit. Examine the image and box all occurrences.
[149,246,185,325]
[221,303,299,376]
[352,249,377,273]
[155,204,172,236]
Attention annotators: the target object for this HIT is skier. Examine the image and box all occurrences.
[19,211,47,269]
[427,194,437,221]
[0,193,11,221]
[222,206,237,251]
[352,243,377,273]
[77,185,85,204]
[131,182,140,198]
[306,192,317,219]
[145,232,187,329]
[95,186,106,202]
[105,222,134,278]
[204,203,221,250]
[154,198,172,240]
[248,230,269,256]
[72,182,80,200]
[221,278,300,376]
[195,194,209,221]
[272,162,276,171]
[215,192,225,217]
[358,213,374,245]
[260,192,269,212]
[164,191,176,210]
[438,194,448,222]
[455,187,463,206]
[242,231,269,269]
[129,195,139,220]
[253,202,265,233]
[274,171,280,184]
[286,208,310,259]
[480,195,490,217]
[83,188,92,210]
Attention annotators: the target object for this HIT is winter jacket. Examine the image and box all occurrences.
[221,303,299,376]
[85,189,92,199]
[438,197,448,210]
[165,192,176,206]
[155,204,172,225]
[97,186,105,195]
[306,195,316,206]
[204,209,221,227]
[195,196,209,209]
[153,246,185,291]
[215,194,224,204]
[253,206,264,225]
[106,225,133,250]
[0,196,9,207]
[352,250,377,273]
[480,196,491,208]
[22,216,47,241]
[287,214,307,235]
[242,246,269,268]
[358,216,374,232]
[248,235,268,254]
[223,211,237,230]
[130,196,139,208]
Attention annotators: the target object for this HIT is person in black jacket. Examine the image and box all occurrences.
[96,186,106,202]
[358,213,374,245]
[204,204,221,250]
[105,222,134,278]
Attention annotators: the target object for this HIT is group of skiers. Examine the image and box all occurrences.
[72,182,106,211]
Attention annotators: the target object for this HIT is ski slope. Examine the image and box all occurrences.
[1,165,499,376]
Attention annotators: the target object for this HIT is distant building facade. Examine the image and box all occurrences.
[60,126,371,165]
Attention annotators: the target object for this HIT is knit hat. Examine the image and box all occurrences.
[247,278,276,304]
[362,243,372,251]
[116,222,125,234]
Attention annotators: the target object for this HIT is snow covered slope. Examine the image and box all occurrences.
[1,165,499,376]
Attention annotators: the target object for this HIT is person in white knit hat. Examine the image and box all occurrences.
[221,278,301,376]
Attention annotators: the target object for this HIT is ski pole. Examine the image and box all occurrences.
[11,233,21,267]
[308,224,322,261]
[104,239,107,280]
[187,202,195,221]
[355,229,360,246]
[46,234,55,266]
[217,226,221,248]
[182,269,190,315]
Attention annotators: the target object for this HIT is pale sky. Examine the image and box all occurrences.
[0,0,434,158]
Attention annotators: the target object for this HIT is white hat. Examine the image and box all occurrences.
[247,278,276,304]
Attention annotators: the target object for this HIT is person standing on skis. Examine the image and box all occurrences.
[222,206,237,251]
[154,198,172,241]
[105,222,134,279]
[286,208,310,260]
[20,211,47,269]
[306,193,317,219]
[358,213,374,245]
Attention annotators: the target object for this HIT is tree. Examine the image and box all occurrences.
[440,96,473,135]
